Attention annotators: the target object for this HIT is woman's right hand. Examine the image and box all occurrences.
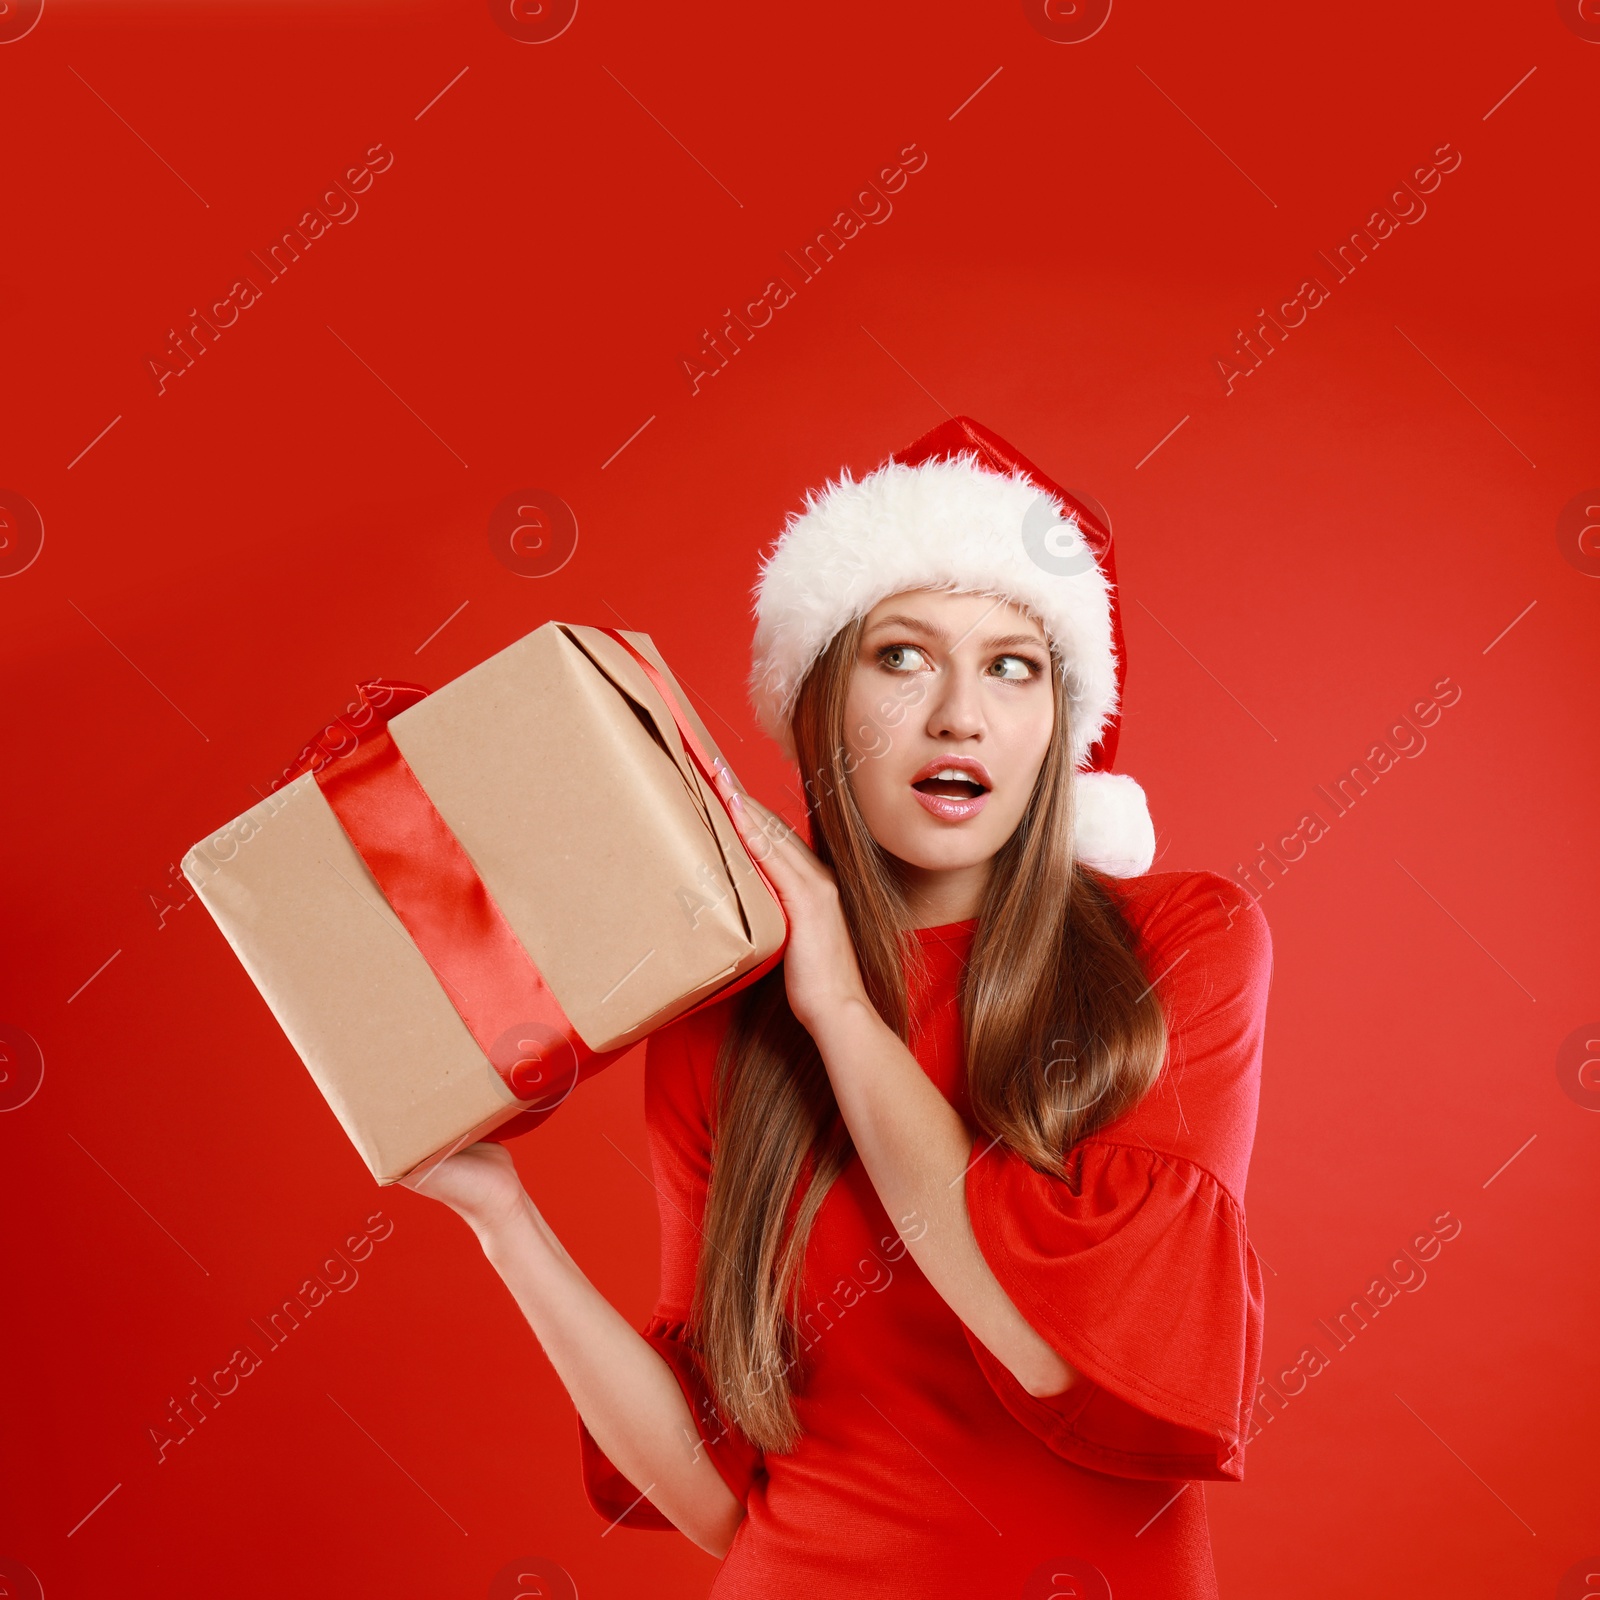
[401,1141,529,1241]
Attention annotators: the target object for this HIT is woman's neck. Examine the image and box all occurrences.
[896,858,991,930]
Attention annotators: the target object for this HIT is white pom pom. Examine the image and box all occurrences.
[1074,770,1156,878]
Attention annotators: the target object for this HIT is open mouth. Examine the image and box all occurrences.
[909,759,993,821]
[912,772,989,801]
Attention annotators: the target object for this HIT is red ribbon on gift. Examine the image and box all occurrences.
[285,630,786,1152]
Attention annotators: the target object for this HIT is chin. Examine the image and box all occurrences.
[869,808,1016,876]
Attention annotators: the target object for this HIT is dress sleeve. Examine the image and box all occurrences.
[963,871,1273,1482]
[575,1005,766,1529]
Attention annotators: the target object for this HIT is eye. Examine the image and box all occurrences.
[878,644,931,673]
[987,653,1042,681]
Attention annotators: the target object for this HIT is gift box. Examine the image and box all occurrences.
[182,623,785,1185]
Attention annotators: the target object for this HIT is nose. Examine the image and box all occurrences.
[924,662,985,742]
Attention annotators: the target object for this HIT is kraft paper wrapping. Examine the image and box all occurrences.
[182,623,785,1185]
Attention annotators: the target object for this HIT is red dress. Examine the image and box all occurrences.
[579,869,1273,1599]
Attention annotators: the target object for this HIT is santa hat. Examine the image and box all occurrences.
[749,415,1155,877]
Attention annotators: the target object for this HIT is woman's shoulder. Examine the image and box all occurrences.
[652,987,743,1062]
[1103,867,1272,986]
[1090,869,1273,1192]
[642,989,742,1135]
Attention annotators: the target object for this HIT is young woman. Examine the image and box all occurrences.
[408,417,1273,1598]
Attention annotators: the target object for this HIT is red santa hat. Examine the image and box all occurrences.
[749,415,1155,877]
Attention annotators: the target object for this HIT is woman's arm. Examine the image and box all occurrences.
[721,788,1077,1400]
[807,997,1076,1398]
[404,1144,745,1554]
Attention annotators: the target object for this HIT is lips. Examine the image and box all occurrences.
[909,756,992,822]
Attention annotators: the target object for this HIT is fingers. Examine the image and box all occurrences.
[712,765,795,858]
[710,766,841,920]
[734,798,814,882]
[741,796,797,849]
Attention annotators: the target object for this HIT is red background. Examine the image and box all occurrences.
[2,1,1597,1595]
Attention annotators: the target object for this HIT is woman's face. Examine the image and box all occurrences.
[839,589,1057,877]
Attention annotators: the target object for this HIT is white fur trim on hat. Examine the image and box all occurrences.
[750,453,1119,771]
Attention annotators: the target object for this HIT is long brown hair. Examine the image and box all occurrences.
[694,616,1168,1451]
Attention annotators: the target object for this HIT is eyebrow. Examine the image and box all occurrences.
[864,612,1047,653]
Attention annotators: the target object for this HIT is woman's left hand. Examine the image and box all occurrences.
[714,769,871,1037]
[400,1140,530,1241]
